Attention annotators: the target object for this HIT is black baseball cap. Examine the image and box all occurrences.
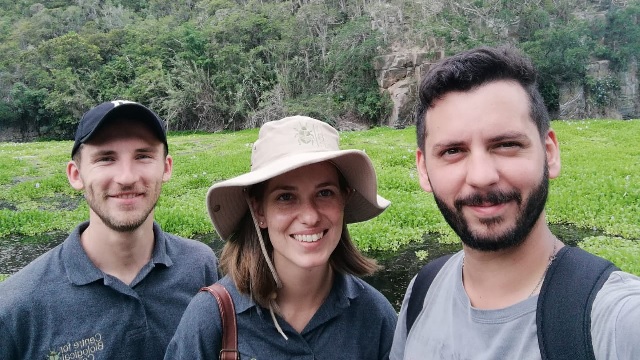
[71,100,168,158]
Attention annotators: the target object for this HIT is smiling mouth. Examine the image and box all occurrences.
[292,231,324,243]
[455,190,521,212]
[470,201,506,209]
[111,193,142,199]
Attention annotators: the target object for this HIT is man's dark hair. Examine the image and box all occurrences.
[415,45,550,151]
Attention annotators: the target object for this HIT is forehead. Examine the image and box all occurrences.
[424,80,535,143]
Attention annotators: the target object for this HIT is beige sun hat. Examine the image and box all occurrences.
[206,115,390,241]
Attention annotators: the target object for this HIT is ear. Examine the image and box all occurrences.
[545,129,561,179]
[342,187,354,206]
[250,197,267,228]
[66,161,84,190]
[416,148,433,193]
[162,154,173,182]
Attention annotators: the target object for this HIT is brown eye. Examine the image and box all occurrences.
[318,189,334,197]
[441,148,461,157]
[498,142,520,148]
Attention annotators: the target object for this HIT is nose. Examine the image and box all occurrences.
[298,199,321,225]
[465,151,499,189]
[114,160,140,186]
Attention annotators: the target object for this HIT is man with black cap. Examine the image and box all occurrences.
[0,100,219,360]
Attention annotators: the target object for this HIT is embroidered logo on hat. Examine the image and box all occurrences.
[294,121,325,146]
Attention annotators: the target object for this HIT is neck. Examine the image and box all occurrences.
[81,215,156,285]
[275,265,334,333]
[461,219,564,309]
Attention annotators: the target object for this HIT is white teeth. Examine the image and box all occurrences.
[115,194,138,199]
[293,232,323,243]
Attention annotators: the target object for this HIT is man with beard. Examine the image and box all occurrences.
[0,101,219,360]
[390,46,640,359]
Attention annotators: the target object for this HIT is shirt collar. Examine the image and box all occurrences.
[150,222,172,267]
[63,222,101,286]
[219,271,363,315]
[63,221,172,286]
[332,271,362,308]
[219,276,255,313]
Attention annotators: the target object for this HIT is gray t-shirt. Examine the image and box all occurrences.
[0,222,219,360]
[390,251,640,360]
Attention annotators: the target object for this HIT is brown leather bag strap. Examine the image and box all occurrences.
[200,283,239,360]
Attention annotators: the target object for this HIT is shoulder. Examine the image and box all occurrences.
[166,285,226,359]
[591,271,640,358]
[343,275,397,316]
[177,280,252,330]
[0,245,67,351]
[162,232,217,261]
[592,270,640,318]
[159,233,220,285]
[0,245,65,306]
[184,288,224,322]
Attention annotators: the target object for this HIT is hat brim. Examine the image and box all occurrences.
[206,149,390,240]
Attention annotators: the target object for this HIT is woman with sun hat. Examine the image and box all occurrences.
[165,116,397,359]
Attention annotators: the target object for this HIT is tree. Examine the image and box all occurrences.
[326,17,388,124]
[296,0,340,59]
[522,20,593,111]
[5,83,51,136]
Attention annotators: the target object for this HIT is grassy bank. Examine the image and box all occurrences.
[1,119,639,277]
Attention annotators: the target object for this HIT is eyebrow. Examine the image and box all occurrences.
[488,131,530,143]
[268,181,339,192]
[88,149,116,158]
[88,147,157,158]
[431,131,530,151]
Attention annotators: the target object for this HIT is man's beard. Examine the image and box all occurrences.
[433,166,549,252]
[85,184,160,233]
[95,205,155,232]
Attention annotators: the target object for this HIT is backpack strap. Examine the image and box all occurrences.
[406,253,454,333]
[201,283,240,360]
[537,246,619,360]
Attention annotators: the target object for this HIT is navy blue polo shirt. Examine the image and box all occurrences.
[0,222,219,360]
[165,273,398,359]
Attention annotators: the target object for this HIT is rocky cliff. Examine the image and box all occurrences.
[375,50,638,126]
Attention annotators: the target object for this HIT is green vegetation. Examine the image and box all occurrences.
[0,0,388,137]
[1,0,639,138]
[0,120,638,278]
[581,236,640,275]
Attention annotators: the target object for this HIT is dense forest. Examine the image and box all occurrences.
[0,0,638,140]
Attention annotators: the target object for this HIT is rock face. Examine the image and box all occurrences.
[373,50,444,128]
[559,59,639,120]
[617,59,639,120]
[377,50,638,123]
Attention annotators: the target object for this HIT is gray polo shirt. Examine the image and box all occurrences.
[0,221,219,360]
[165,273,398,359]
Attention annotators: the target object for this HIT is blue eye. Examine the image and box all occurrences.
[276,193,294,201]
